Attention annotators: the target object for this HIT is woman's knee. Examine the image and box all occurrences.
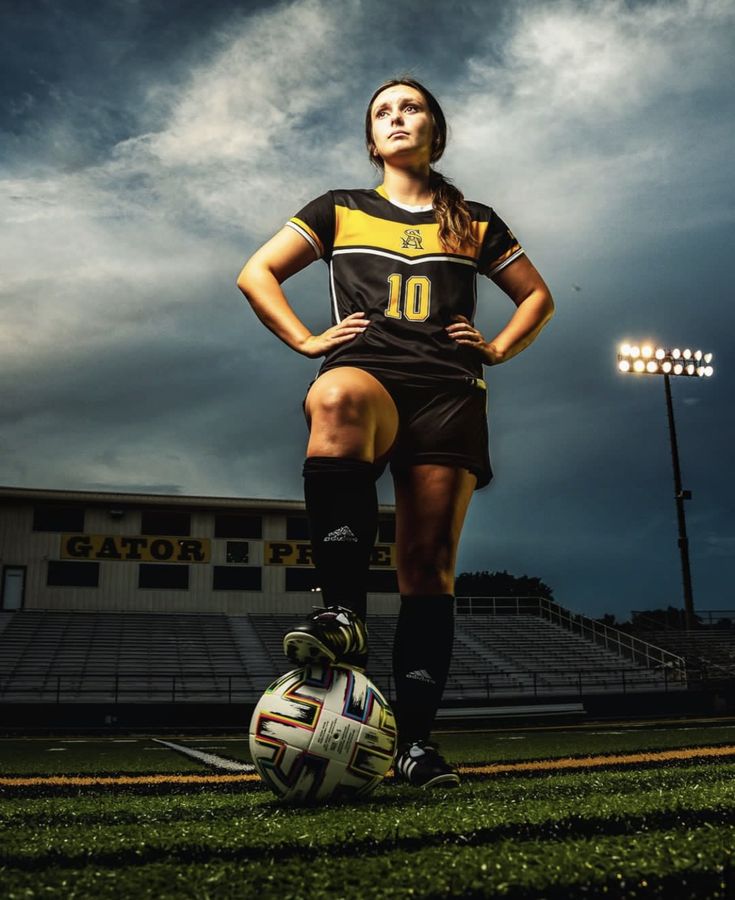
[308,381,372,428]
[306,369,398,459]
[398,546,455,595]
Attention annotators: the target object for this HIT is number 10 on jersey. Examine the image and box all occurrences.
[384,274,431,322]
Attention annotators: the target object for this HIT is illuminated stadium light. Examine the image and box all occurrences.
[615,337,716,630]
[616,342,715,379]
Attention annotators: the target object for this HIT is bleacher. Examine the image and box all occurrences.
[633,630,735,675]
[452,615,671,695]
[0,611,252,703]
[0,606,682,705]
[248,614,677,699]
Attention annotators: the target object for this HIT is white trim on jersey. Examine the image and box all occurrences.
[286,220,321,260]
[384,198,433,213]
[487,247,525,277]
[471,266,478,323]
[328,260,341,324]
[332,247,477,268]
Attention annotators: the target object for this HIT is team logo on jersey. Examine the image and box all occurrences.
[401,228,424,250]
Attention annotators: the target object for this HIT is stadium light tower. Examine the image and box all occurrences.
[617,342,714,629]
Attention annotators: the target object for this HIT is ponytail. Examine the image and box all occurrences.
[429,169,479,253]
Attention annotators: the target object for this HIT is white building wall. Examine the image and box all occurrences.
[0,490,400,615]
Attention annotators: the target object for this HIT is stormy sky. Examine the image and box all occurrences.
[2,0,734,620]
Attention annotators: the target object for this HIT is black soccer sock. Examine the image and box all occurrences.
[393,594,455,744]
[303,456,379,623]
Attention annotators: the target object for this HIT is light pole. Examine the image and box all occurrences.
[616,342,714,629]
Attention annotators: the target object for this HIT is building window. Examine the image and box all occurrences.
[285,568,320,592]
[214,514,262,539]
[213,566,262,591]
[138,564,189,589]
[226,541,249,563]
[378,519,396,543]
[286,516,310,540]
[366,570,399,593]
[47,561,99,587]
[33,506,85,532]
[140,510,191,537]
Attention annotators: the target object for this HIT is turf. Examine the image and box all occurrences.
[0,739,206,775]
[1,724,735,898]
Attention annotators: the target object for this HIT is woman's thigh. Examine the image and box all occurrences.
[393,464,477,596]
[305,367,399,462]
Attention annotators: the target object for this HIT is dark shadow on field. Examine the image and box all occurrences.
[3,805,735,872]
[476,869,735,900]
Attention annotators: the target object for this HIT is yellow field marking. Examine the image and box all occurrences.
[461,744,735,776]
[0,773,260,788]
[3,744,735,789]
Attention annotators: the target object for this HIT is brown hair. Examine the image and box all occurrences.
[365,77,479,252]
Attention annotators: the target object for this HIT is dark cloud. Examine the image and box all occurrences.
[1,0,733,621]
[0,0,276,168]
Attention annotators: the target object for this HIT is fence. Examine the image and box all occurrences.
[0,664,689,705]
[631,609,735,629]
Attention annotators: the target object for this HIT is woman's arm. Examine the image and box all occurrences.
[237,227,369,359]
[446,255,554,365]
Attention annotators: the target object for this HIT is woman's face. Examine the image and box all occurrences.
[369,84,434,168]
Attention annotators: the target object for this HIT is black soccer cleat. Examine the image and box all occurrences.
[283,605,369,671]
[394,740,460,789]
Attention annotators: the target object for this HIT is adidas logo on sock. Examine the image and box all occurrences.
[323,525,358,543]
[405,669,436,684]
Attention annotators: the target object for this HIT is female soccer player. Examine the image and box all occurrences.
[237,78,554,788]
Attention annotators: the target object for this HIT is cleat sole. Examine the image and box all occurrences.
[283,632,337,665]
[422,773,460,789]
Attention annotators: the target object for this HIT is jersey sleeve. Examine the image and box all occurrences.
[477,209,525,278]
[286,192,335,261]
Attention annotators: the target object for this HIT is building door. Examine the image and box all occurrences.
[1,567,25,610]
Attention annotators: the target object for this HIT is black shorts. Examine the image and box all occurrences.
[306,367,493,490]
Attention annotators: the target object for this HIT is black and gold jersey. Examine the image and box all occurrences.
[287,186,523,384]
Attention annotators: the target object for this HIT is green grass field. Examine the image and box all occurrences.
[2,719,735,898]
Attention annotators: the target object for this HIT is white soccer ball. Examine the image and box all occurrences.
[249,663,397,803]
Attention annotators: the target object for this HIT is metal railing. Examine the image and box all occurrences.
[456,596,688,684]
[631,609,735,629]
[0,671,254,705]
[0,663,692,705]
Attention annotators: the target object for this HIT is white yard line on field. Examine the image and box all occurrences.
[152,738,256,773]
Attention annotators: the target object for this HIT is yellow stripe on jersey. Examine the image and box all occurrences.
[288,217,324,258]
[334,205,488,261]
